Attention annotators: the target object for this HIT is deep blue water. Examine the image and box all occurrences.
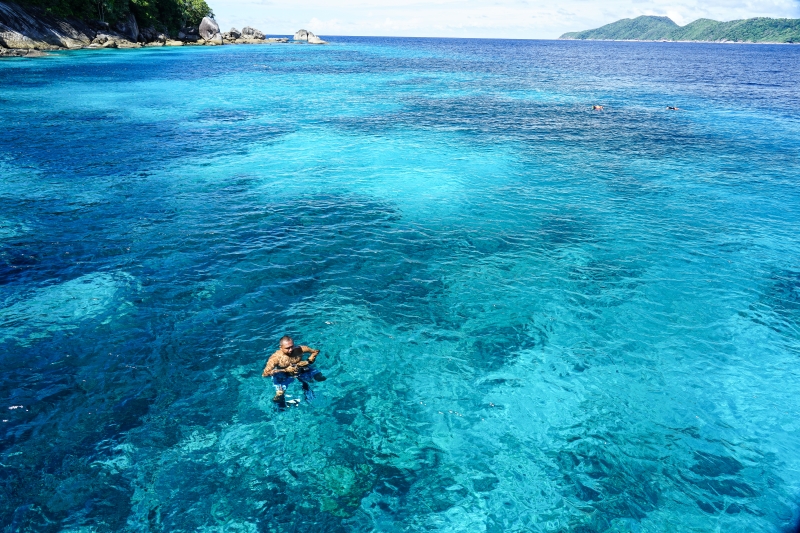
[1,37,800,532]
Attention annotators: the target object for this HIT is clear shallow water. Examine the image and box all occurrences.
[1,37,800,532]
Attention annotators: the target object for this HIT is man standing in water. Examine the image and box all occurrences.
[262,335,326,406]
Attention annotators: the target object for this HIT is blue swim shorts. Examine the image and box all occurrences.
[272,367,321,392]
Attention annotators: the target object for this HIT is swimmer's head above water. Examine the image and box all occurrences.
[279,335,295,354]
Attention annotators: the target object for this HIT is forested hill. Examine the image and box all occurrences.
[14,0,213,35]
[560,15,800,43]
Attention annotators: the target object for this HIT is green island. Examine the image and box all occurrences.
[560,15,800,43]
[0,0,326,57]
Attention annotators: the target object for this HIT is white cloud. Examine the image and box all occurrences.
[211,0,800,39]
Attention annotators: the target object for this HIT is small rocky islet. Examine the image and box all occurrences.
[0,0,327,57]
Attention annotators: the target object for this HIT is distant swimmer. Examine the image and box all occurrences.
[262,335,327,407]
[592,105,604,110]
[666,106,680,110]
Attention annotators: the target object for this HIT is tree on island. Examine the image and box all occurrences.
[17,0,213,35]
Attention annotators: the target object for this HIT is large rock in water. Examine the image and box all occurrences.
[222,27,240,40]
[240,26,264,40]
[294,29,326,43]
[0,1,94,49]
[113,12,138,42]
[198,16,219,40]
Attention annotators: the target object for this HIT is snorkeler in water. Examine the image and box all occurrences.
[262,335,326,407]
[592,105,604,110]
[667,106,680,110]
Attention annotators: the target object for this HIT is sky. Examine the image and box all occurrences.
[212,0,800,40]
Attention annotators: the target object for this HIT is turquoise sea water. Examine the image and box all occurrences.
[1,38,800,532]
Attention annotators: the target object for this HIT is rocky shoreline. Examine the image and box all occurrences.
[0,1,326,58]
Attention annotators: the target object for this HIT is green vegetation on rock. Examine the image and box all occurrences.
[17,0,213,34]
[560,15,800,43]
